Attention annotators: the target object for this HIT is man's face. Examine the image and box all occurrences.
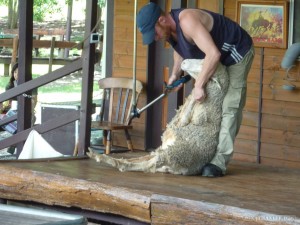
[154,20,171,42]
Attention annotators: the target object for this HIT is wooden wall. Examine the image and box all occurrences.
[224,0,300,169]
[195,0,221,12]
[112,0,148,150]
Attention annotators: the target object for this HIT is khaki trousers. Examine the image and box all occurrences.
[210,46,255,173]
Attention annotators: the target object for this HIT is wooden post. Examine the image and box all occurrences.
[48,36,55,73]
[17,0,33,155]
[11,36,19,64]
[78,0,97,155]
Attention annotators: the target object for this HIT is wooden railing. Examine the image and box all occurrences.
[0,59,83,152]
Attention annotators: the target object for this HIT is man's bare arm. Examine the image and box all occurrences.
[179,9,221,101]
[168,50,184,86]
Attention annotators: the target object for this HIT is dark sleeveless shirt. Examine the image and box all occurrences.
[168,9,253,66]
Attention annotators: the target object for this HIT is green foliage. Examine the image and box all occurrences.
[0,76,10,91]
[0,0,105,23]
[0,0,62,23]
[98,0,105,8]
[33,0,61,22]
[0,0,8,5]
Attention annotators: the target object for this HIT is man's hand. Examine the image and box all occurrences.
[193,86,206,102]
[168,74,178,85]
[168,74,183,92]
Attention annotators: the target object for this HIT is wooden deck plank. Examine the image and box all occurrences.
[151,194,300,225]
[0,151,299,224]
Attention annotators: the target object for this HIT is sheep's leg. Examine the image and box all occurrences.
[117,156,158,173]
[123,154,156,162]
[156,166,188,175]
[171,95,195,127]
[87,148,158,173]
[178,97,196,126]
[87,148,121,167]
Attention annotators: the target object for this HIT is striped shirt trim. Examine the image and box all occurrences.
[222,43,243,63]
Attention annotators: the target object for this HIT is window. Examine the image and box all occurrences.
[289,0,300,45]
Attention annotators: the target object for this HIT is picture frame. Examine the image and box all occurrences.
[236,0,288,48]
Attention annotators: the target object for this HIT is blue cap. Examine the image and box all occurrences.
[137,2,161,45]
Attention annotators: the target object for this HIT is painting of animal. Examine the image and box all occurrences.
[251,18,273,36]
[88,59,229,175]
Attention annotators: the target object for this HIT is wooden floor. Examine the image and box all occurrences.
[0,151,299,224]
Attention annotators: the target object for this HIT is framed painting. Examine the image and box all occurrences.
[236,0,288,48]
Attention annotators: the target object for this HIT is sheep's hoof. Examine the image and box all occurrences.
[87,147,98,160]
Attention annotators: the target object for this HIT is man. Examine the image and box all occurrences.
[137,2,254,177]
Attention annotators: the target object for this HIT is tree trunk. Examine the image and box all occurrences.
[11,0,19,29]
[64,0,73,58]
[7,0,12,28]
[7,0,18,29]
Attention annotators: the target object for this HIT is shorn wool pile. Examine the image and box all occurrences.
[88,59,229,175]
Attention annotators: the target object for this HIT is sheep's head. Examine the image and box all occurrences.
[181,59,204,79]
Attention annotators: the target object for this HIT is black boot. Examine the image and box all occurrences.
[201,163,224,177]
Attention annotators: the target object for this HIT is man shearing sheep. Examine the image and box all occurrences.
[137,2,254,177]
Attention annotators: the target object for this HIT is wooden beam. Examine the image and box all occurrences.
[17,0,34,154]
[78,0,97,155]
[0,164,151,223]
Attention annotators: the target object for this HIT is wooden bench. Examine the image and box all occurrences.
[0,56,78,75]
[1,28,68,53]
[2,28,67,36]
[0,34,83,76]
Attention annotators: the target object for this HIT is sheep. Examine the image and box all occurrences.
[88,59,229,175]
